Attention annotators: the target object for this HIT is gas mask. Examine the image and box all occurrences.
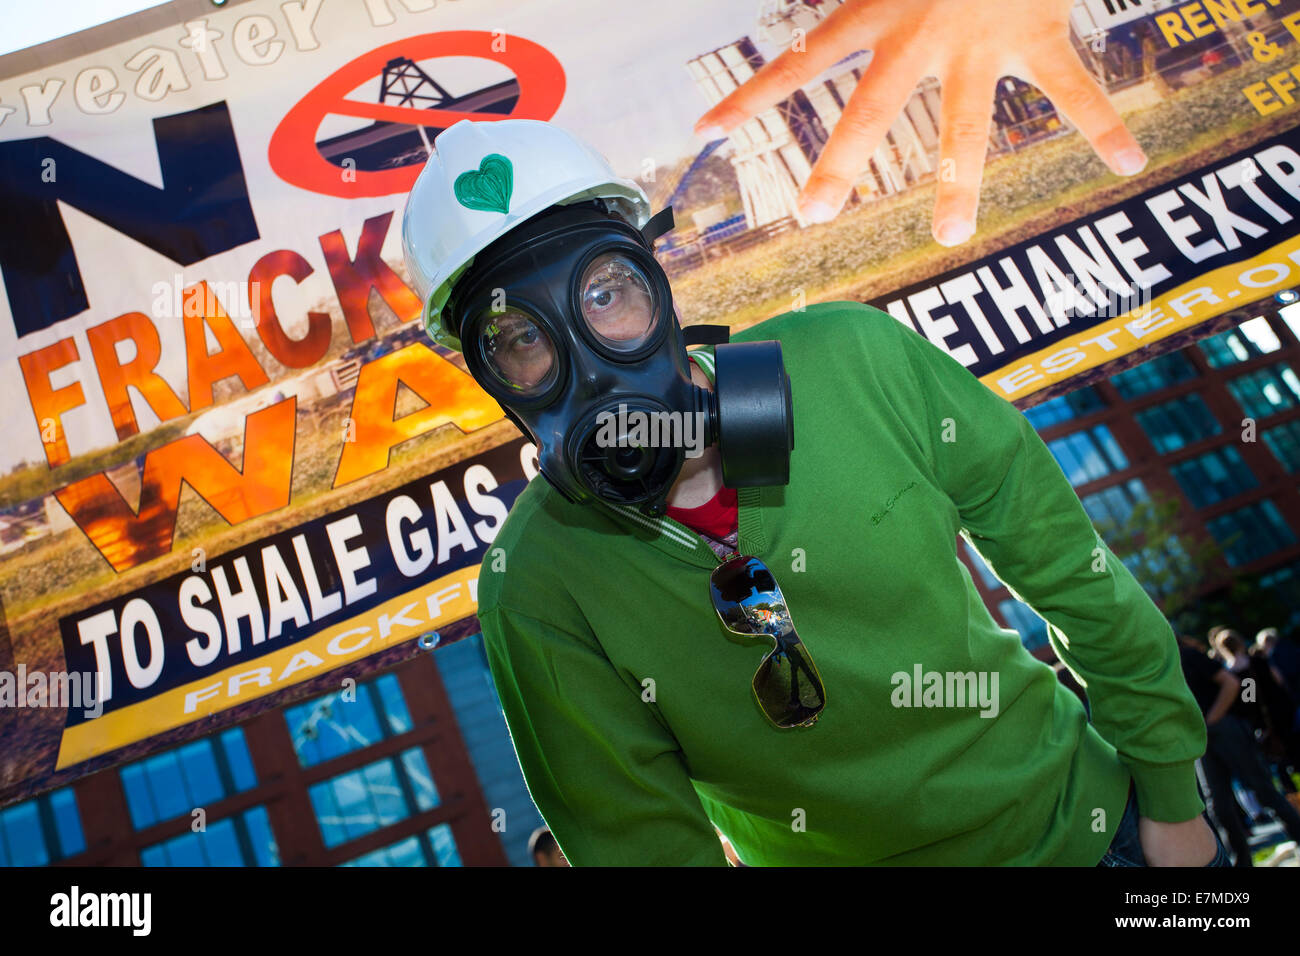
[446,200,794,517]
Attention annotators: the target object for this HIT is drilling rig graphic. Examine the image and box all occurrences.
[316,57,520,173]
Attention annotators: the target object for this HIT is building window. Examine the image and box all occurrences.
[1081,479,1149,528]
[1278,303,1300,344]
[120,728,257,830]
[1023,386,1107,429]
[1109,351,1198,400]
[308,747,440,850]
[1263,420,1300,473]
[339,823,463,867]
[0,787,84,866]
[427,822,462,866]
[1123,536,1194,603]
[432,632,547,868]
[139,806,279,867]
[961,539,1002,591]
[1205,500,1296,567]
[340,835,424,868]
[1134,393,1222,453]
[998,600,1049,651]
[285,673,413,768]
[1115,549,1148,582]
[1170,447,1258,509]
[1197,317,1282,368]
[1046,425,1129,486]
[1228,364,1300,420]
[1079,483,1192,604]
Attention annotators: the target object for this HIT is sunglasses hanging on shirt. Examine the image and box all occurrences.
[709,554,825,729]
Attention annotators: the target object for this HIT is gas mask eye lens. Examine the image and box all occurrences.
[579,252,656,351]
[476,308,558,396]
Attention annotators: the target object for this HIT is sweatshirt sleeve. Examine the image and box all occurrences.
[478,602,730,865]
[889,318,1208,823]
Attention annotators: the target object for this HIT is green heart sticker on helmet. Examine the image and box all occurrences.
[454,153,513,214]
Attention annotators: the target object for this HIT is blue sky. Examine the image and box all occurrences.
[0,0,171,57]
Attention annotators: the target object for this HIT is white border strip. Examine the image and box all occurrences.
[609,503,698,549]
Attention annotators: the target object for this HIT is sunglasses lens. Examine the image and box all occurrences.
[709,556,789,636]
[754,640,825,729]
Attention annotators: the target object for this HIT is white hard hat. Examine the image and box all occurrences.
[401,119,652,352]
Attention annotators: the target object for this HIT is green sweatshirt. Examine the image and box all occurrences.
[476,300,1207,866]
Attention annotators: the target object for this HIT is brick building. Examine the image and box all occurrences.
[965,301,1300,655]
[0,637,544,868]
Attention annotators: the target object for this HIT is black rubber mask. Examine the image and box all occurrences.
[447,202,793,517]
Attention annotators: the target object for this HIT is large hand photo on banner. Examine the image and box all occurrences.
[0,0,1297,806]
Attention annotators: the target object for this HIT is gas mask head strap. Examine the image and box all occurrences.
[636,204,727,347]
[640,205,676,247]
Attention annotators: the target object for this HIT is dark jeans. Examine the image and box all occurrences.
[1097,781,1231,867]
[1200,713,1300,866]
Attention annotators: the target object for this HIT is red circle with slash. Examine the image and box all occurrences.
[269,31,565,198]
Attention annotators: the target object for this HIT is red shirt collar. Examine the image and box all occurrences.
[666,483,738,539]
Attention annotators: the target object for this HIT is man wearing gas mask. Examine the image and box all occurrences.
[402,119,1221,867]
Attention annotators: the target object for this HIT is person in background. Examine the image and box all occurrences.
[1261,626,1300,702]
[529,827,569,867]
[1254,629,1285,685]
[1246,631,1300,795]
[1213,629,1264,729]
[1179,637,1300,866]
[1215,627,1299,794]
